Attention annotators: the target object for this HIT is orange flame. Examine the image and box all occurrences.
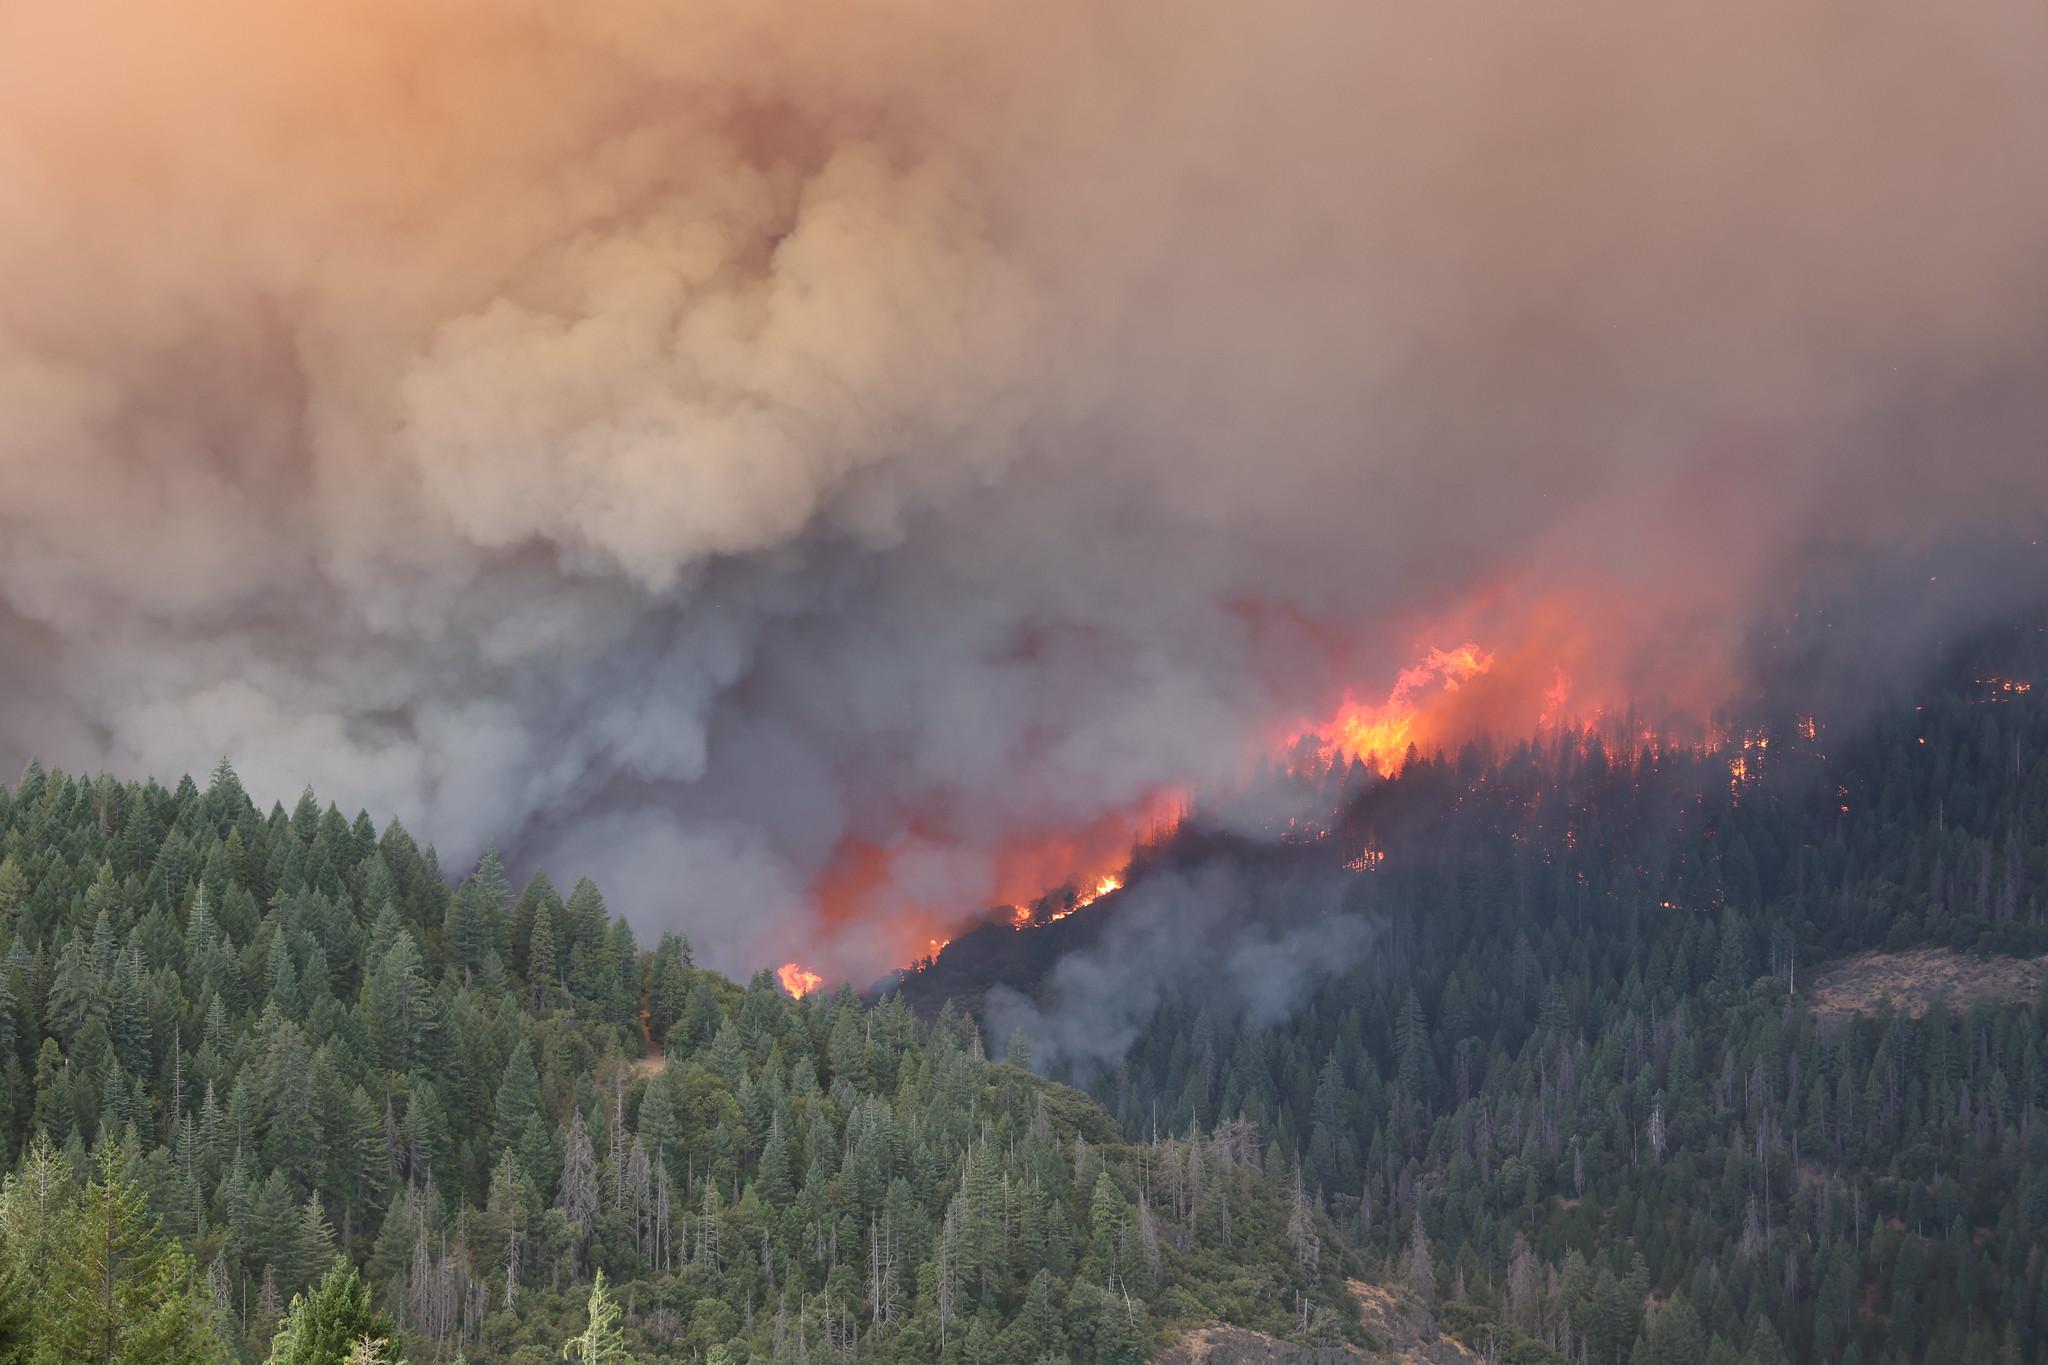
[1288,642,1495,769]
[776,962,824,998]
[1012,869,1128,929]
[805,787,1185,965]
[807,592,1747,978]
[1344,846,1386,872]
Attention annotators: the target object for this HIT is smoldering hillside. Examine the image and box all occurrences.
[3,0,2046,974]
[982,856,1378,1078]
[923,593,2048,1080]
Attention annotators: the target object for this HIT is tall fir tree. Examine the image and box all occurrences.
[39,1144,223,1365]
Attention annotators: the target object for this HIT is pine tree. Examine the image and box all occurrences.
[756,1114,792,1207]
[249,1170,300,1287]
[1634,1292,1705,1365]
[559,1270,632,1365]
[0,859,27,929]
[0,1229,33,1365]
[360,930,432,1073]
[527,908,558,1013]
[493,1040,542,1161]
[40,1143,223,1365]
[341,1336,398,1365]
[292,1197,335,1294]
[109,946,150,1075]
[1085,1171,1126,1289]
[564,879,608,959]
[1285,1158,1319,1275]
[264,1259,385,1365]
[1401,1207,1434,1308]
[557,1109,600,1266]
[1506,1232,1541,1330]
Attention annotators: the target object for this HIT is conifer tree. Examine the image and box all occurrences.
[527,908,558,1013]
[1401,1207,1434,1309]
[41,1144,223,1365]
[0,1221,33,1365]
[493,1039,542,1162]
[559,1270,631,1365]
[264,1259,385,1365]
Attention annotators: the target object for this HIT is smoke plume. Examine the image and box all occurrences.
[3,0,2046,975]
[986,861,1374,1076]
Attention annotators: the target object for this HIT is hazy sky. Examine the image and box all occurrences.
[3,0,2045,975]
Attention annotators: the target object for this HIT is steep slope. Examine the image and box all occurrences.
[0,759,1391,1362]
[899,615,2048,1363]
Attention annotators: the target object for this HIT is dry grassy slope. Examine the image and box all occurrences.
[1151,1327,1367,1364]
[1346,1282,1484,1365]
[1804,947,2048,1024]
[1152,1282,1480,1365]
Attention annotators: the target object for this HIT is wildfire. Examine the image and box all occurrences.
[1062,871,1126,918]
[1344,846,1386,872]
[1288,643,1495,770]
[806,786,1184,966]
[1539,668,1574,727]
[776,962,824,998]
[1975,677,2035,702]
[1011,869,1128,930]
[814,608,1750,979]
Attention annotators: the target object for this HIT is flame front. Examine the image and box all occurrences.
[1011,869,1127,929]
[1289,643,1495,770]
[776,962,824,998]
[800,787,1184,967]
[791,607,1743,979]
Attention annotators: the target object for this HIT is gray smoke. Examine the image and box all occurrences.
[1,0,2045,974]
[986,862,1375,1076]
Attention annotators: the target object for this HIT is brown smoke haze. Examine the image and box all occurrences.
[3,0,2046,975]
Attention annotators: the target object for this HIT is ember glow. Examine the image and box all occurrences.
[1345,846,1386,873]
[1976,677,2036,701]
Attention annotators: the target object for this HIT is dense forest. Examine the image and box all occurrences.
[1046,628,2048,1363]
[0,754,1368,1362]
[3,618,2045,1363]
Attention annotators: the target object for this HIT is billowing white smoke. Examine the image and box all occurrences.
[2,0,2045,974]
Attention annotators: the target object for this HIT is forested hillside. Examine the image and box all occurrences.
[3,630,2044,1364]
[1050,631,2048,1363]
[0,760,1369,1362]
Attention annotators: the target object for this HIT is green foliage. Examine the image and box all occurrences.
[1063,639,2048,1364]
[266,1260,386,1365]
[1,638,2039,1361]
[557,1271,629,1365]
[0,1231,32,1365]
[0,758,1363,1363]
[33,1141,223,1364]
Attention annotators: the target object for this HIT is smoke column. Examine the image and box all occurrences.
[3,0,2046,975]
